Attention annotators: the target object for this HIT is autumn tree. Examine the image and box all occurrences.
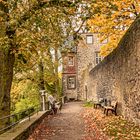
[0,0,94,128]
[11,0,95,98]
[88,0,140,56]
[0,0,76,128]
[13,5,76,98]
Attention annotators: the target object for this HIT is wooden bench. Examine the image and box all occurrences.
[104,101,117,116]
[49,100,62,115]
[93,98,104,108]
[55,101,62,113]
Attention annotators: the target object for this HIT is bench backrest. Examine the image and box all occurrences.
[98,98,104,103]
[111,101,117,110]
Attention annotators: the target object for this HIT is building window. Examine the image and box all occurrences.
[95,52,102,65]
[68,56,74,66]
[86,35,93,44]
[67,76,76,89]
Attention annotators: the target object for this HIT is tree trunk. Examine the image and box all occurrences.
[0,50,15,128]
[38,61,46,111]
[54,47,61,98]
[38,61,45,90]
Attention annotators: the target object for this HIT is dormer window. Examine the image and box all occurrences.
[86,35,93,44]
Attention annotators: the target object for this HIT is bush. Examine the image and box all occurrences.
[11,80,40,113]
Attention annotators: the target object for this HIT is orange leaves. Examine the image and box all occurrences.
[88,0,139,56]
[82,107,140,140]
[82,108,109,140]
[28,115,53,140]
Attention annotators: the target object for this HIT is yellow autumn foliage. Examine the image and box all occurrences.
[88,0,140,56]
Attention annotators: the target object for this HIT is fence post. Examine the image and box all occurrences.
[28,109,30,121]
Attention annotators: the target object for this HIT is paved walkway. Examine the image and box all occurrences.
[28,102,86,140]
[28,102,110,140]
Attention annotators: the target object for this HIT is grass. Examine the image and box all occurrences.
[83,101,93,107]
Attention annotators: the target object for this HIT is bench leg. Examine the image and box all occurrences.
[104,108,106,114]
[106,109,109,116]
[50,109,55,115]
[111,110,117,116]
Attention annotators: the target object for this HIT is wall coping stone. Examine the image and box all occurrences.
[0,110,51,140]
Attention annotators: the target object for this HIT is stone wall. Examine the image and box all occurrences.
[0,111,51,140]
[88,16,140,124]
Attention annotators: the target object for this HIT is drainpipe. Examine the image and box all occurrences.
[85,83,88,101]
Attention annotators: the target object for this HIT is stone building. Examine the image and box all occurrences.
[62,32,106,100]
[62,16,140,125]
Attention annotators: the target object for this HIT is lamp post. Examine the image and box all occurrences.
[40,90,46,111]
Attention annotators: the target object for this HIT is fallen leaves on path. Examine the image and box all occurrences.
[28,105,140,140]
[28,115,55,140]
[81,109,109,140]
[82,107,140,140]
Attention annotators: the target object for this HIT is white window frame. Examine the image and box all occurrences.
[67,76,76,89]
[86,35,93,44]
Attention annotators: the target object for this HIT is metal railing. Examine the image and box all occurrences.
[0,104,40,134]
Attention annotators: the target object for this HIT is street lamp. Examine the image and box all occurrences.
[40,90,46,111]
